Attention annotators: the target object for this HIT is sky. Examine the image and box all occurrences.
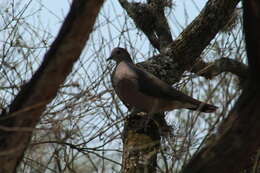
[35,0,206,44]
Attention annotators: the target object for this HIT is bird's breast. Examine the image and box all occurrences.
[113,62,137,82]
[112,62,158,112]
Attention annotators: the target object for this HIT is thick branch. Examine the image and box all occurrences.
[138,0,239,84]
[118,0,173,50]
[191,57,248,80]
[168,0,240,67]
[0,0,104,172]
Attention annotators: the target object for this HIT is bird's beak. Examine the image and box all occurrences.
[106,56,113,61]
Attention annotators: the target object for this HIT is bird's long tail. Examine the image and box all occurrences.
[188,102,218,113]
[167,87,218,113]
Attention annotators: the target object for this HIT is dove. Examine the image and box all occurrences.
[107,47,217,114]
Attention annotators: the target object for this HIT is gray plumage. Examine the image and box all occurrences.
[107,47,218,114]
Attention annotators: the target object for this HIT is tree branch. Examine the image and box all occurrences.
[118,0,173,50]
[167,0,240,67]
[0,0,104,172]
[191,57,248,81]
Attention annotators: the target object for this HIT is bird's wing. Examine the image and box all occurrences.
[129,63,190,100]
[131,63,216,106]
[112,62,217,113]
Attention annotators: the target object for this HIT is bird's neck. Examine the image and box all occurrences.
[117,59,133,66]
[122,56,133,63]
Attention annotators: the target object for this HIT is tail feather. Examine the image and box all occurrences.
[188,102,218,113]
[165,87,218,113]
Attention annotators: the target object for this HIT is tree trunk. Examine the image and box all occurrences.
[121,113,167,173]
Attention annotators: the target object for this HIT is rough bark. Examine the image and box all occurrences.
[0,0,104,172]
[191,57,248,81]
[121,112,172,173]
[119,0,173,50]
[119,0,240,173]
[167,0,240,71]
[121,114,161,173]
[181,0,260,172]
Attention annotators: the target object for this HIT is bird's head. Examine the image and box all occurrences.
[107,47,133,63]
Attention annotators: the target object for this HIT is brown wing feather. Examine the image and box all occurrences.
[129,63,218,112]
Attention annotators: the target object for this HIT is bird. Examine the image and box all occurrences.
[107,47,218,114]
